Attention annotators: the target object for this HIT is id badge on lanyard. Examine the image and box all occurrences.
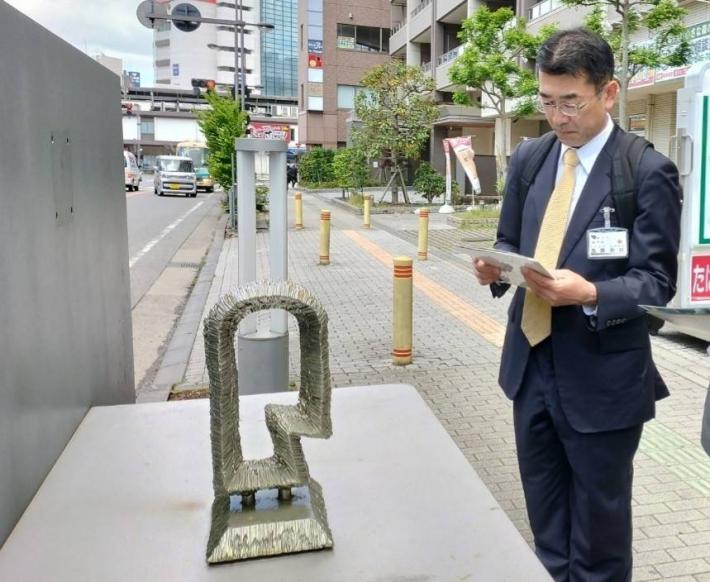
[586,207,629,260]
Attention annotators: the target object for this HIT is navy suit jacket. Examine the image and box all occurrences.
[494,127,681,433]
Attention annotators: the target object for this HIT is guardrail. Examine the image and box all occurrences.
[437,45,464,67]
[528,0,562,21]
[411,0,432,18]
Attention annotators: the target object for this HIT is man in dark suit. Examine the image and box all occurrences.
[474,29,681,581]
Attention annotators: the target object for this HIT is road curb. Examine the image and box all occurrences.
[137,213,227,403]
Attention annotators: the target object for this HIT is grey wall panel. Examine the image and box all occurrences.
[0,1,135,545]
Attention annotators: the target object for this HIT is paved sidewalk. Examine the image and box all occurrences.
[183,190,710,581]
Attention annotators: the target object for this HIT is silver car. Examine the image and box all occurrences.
[153,156,197,197]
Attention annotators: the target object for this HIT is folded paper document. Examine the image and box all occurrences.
[461,247,554,287]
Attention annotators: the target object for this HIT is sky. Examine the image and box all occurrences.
[4,0,155,85]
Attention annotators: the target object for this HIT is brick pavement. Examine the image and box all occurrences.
[182,190,710,580]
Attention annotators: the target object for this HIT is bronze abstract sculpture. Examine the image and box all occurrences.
[203,281,334,563]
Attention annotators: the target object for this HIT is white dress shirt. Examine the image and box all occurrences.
[556,114,615,225]
[554,114,614,314]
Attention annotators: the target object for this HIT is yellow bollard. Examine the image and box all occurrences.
[392,256,413,365]
[417,208,429,261]
[294,191,303,230]
[319,209,331,265]
[362,194,371,229]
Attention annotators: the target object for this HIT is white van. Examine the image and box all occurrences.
[153,156,197,197]
[124,151,141,191]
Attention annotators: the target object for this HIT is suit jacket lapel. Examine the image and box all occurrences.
[557,128,619,267]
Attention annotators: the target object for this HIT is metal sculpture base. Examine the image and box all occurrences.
[207,479,333,563]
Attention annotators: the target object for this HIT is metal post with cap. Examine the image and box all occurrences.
[235,137,289,394]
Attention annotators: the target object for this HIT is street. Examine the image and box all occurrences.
[126,176,223,391]
[126,177,221,308]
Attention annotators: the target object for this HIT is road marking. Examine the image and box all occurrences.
[343,230,505,347]
[129,201,205,268]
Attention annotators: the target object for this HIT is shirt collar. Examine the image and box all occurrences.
[559,114,614,174]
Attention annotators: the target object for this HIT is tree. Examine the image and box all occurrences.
[298,149,335,186]
[196,91,248,190]
[333,147,369,195]
[353,61,439,204]
[449,7,555,190]
[571,1,690,130]
[413,162,446,203]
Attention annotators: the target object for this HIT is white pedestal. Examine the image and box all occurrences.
[0,385,551,582]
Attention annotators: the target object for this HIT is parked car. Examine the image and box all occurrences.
[124,150,141,191]
[153,156,197,197]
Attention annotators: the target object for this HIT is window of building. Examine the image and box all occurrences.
[140,119,154,135]
[308,68,323,83]
[308,96,324,111]
[337,85,357,109]
[337,85,371,109]
[336,24,390,53]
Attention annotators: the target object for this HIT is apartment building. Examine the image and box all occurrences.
[526,0,710,159]
[298,0,392,147]
[392,0,710,195]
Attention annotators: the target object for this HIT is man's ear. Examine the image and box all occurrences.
[603,79,620,111]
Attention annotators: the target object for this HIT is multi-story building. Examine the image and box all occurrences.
[152,0,298,101]
[390,0,541,195]
[298,0,392,148]
[391,0,710,196]
[524,0,710,160]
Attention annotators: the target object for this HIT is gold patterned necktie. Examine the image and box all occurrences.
[521,147,579,347]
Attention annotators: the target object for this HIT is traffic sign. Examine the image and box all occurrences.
[136,0,167,30]
[172,3,201,33]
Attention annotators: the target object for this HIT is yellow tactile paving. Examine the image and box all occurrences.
[344,230,505,347]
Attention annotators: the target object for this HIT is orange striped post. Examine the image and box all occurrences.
[392,256,413,365]
[319,209,331,265]
[294,191,303,230]
[417,208,429,261]
[363,195,372,229]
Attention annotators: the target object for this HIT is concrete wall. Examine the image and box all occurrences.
[0,1,135,545]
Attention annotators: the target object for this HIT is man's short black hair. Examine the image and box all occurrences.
[537,28,615,90]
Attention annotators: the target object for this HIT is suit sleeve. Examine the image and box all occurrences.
[489,142,527,298]
[594,152,681,328]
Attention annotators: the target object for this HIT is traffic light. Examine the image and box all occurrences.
[191,78,216,90]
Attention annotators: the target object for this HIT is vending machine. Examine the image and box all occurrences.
[644,62,710,350]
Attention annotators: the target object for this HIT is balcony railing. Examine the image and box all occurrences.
[528,0,562,21]
[421,61,432,74]
[437,44,464,67]
[411,0,432,18]
[391,21,405,35]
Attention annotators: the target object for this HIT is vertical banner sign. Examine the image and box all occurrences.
[691,256,710,302]
[448,136,481,194]
[442,139,452,206]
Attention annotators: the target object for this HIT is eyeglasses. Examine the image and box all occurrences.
[535,88,605,117]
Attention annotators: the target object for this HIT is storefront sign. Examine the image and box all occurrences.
[691,255,710,301]
[308,39,323,54]
[629,20,710,89]
[308,53,323,68]
[248,122,291,141]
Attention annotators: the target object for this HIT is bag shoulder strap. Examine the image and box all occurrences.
[517,131,558,202]
[610,132,652,231]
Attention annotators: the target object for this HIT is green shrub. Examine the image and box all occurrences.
[298,149,335,184]
[255,183,269,212]
[333,147,369,193]
[413,162,446,203]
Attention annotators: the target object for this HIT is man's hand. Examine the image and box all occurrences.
[473,259,502,286]
[522,267,597,307]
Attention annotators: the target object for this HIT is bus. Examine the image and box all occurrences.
[176,141,214,192]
